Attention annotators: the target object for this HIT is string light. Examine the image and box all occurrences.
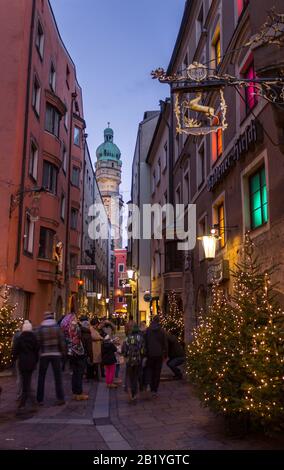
[0,285,23,371]
[160,290,184,343]
[186,233,284,427]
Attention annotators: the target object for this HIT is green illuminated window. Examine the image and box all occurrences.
[249,167,268,229]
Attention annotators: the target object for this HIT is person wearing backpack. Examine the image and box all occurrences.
[122,324,145,404]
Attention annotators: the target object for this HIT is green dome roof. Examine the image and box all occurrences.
[96,126,122,165]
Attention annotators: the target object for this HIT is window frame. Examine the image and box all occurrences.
[45,103,60,137]
[71,166,80,187]
[249,166,268,230]
[49,61,56,92]
[35,19,44,59]
[70,207,79,230]
[38,226,55,260]
[32,74,41,116]
[74,126,81,147]
[42,160,58,195]
[23,211,35,255]
[29,138,38,182]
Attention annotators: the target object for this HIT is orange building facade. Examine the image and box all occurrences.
[0,0,86,324]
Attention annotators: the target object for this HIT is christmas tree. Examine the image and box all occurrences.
[186,233,284,428]
[0,286,22,371]
[160,290,184,342]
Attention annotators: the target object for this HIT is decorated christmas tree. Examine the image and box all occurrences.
[160,290,184,342]
[186,233,284,428]
[0,286,22,371]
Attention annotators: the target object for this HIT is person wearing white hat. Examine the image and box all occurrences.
[12,320,39,411]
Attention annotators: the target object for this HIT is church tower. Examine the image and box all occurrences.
[96,125,123,248]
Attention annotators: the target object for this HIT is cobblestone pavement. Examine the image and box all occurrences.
[0,364,284,450]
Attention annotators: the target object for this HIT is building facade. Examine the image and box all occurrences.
[128,111,160,324]
[81,144,110,318]
[133,0,284,341]
[0,0,88,323]
[114,248,128,317]
[96,126,123,249]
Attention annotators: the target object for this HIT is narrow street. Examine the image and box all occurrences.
[1,365,283,451]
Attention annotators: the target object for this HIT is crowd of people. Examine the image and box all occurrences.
[8,312,185,413]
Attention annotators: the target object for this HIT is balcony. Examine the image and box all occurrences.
[37,258,56,282]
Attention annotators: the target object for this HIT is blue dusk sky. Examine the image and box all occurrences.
[50,0,185,201]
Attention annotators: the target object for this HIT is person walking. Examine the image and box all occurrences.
[122,324,145,403]
[61,312,88,400]
[36,312,66,406]
[145,316,168,398]
[79,318,93,380]
[11,324,23,401]
[90,318,103,381]
[166,333,185,379]
[101,335,117,388]
[12,320,39,411]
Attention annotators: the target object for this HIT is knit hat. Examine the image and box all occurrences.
[44,311,54,320]
[22,320,32,332]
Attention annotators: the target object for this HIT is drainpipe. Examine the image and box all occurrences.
[15,0,36,269]
[65,91,77,311]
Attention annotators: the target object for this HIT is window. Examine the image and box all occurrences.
[71,208,78,230]
[243,61,257,114]
[62,143,67,174]
[35,20,44,58]
[217,203,225,248]
[197,142,205,187]
[64,104,68,128]
[71,166,80,187]
[45,103,60,137]
[163,142,168,172]
[184,170,190,204]
[29,140,38,181]
[74,126,80,146]
[196,4,204,43]
[249,167,268,229]
[119,279,125,287]
[165,241,183,272]
[175,185,181,205]
[49,62,56,91]
[118,297,123,303]
[70,253,78,277]
[66,64,70,89]
[237,0,249,16]
[212,25,221,69]
[38,227,55,259]
[212,113,223,161]
[42,160,57,194]
[32,76,41,115]
[60,194,65,221]
[152,170,156,194]
[23,212,34,254]
[118,264,124,273]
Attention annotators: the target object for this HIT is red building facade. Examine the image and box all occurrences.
[114,248,127,316]
[0,0,85,323]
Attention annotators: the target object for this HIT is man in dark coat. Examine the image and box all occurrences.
[12,320,39,409]
[144,316,168,397]
[166,333,185,379]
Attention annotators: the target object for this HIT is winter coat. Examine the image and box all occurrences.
[145,320,168,358]
[167,333,185,359]
[37,319,66,357]
[12,331,39,372]
[80,326,93,362]
[101,340,117,366]
[90,326,103,364]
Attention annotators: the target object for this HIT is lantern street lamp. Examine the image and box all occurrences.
[198,228,221,260]
[97,292,102,300]
[105,298,109,304]
[127,268,134,280]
